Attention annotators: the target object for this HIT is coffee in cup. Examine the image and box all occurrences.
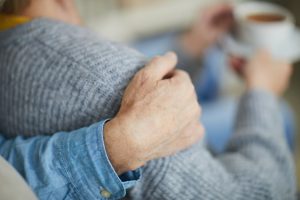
[246,13,286,23]
[234,1,296,59]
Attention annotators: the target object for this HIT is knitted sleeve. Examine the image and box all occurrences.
[129,90,296,200]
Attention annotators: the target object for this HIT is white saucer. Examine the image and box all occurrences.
[222,28,300,63]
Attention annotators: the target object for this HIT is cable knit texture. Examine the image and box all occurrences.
[0,18,296,200]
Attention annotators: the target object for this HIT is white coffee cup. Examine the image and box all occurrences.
[233,1,297,60]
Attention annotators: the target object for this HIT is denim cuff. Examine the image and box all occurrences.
[58,120,140,200]
[99,120,142,194]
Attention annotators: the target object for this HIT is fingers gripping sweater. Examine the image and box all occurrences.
[0,19,296,200]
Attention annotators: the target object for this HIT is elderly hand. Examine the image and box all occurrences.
[104,52,204,174]
[181,3,233,57]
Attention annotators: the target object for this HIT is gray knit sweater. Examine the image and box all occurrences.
[0,18,296,200]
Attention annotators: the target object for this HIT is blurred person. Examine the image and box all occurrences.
[0,0,297,200]
[133,3,296,153]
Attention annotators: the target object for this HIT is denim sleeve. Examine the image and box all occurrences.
[0,120,140,200]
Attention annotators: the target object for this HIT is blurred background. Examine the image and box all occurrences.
[75,0,300,189]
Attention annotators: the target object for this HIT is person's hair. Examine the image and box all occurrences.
[0,0,30,14]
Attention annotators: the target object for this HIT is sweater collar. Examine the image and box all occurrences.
[0,14,30,31]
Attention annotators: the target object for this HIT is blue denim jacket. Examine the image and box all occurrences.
[0,120,140,200]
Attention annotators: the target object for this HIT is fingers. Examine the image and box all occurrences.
[254,49,272,60]
[206,3,234,26]
[209,2,233,13]
[196,3,234,42]
[202,3,231,20]
[245,49,294,96]
[165,69,196,108]
[141,52,178,82]
[169,69,193,87]
[229,55,246,76]
[162,69,193,96]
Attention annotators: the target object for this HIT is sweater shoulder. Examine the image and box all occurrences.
[31,22,148,104]
[0,18,147,79]
[0,19,147,135]
[34,19,147,78]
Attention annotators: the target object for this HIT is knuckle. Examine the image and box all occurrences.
[189,85,197,96]
[190,104,201,119]
[178,70,191,81]
[186,87,198,103]
[199,105,202,115]
[150,56,162,66]
[195,124,205,138]
[188,132,202,145]
[136,70,151,86]
[195,105,202,117]
[176,73,193,89]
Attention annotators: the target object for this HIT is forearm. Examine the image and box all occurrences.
[0,121,140,200]
[129,90,296,200]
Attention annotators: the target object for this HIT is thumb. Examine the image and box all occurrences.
[142,52,178,82]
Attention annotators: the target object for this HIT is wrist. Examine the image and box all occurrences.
[103,117,144,175]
